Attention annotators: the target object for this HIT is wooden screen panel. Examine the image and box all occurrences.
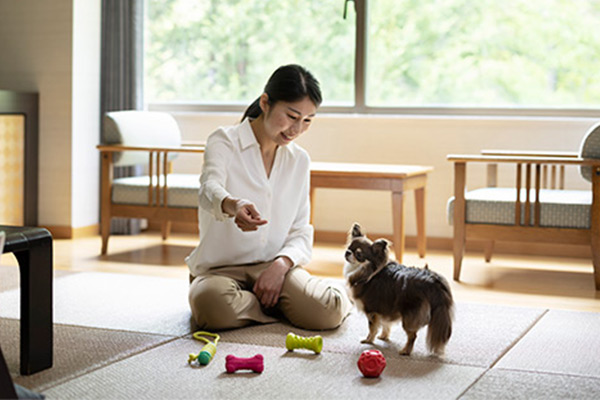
[0,115,25,225]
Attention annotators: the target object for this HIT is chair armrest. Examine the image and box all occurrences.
[97,144,205,153]
[181,140,206,147]
[447,154,600,166]
[480,149,578,158]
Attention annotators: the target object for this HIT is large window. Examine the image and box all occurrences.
[145,0,600,115]
[144,0,355,107]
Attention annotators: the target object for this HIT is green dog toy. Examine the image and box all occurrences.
[285,332,323,354]
[188,331,220,366]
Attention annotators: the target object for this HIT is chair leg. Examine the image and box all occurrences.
[100,152,113,255]
[453,162,467,281]
[453,224,465,281]
[593,248,600,291]
[414,187,427,258]
[484,240,495,263]
[161,221,172,240]
[100,214,111,255]
[591,168,600,290]
[591,229,600,290]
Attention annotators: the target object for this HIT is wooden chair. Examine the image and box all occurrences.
[447,122,600,290]
[98,111,205,254]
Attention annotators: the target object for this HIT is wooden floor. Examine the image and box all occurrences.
[2,231,599,312]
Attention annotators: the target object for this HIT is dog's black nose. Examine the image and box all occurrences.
[345,250,352,258]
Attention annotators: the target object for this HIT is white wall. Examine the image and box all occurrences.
[0,0,73,227]
[171,112,598,239]
[0,0,101,230]
[72,0,101,228]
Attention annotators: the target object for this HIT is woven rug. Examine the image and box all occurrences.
[1,266,599,399]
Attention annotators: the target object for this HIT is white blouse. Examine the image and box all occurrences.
[185,119,313,276]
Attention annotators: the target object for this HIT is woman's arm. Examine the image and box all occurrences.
[198,130,234,221]
[199,128,268,231]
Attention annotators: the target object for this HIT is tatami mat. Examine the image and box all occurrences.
[0,265,74,292]
[219,302,546,367]
[462,368,600,400]
[43,339,485,400]
[0,271,194,336]
[0,318,174,392]
[3,269,599,399]
[495,309,600,379]
[0,265,20,291]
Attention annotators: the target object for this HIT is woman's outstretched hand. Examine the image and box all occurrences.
[222,197,268,231]
[253,257,293,308]
[234,199,268,231]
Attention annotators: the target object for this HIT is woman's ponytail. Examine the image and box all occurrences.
[241,97,262,122]
[241,65,322,122]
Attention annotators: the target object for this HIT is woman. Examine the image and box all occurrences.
[186,64,352,331]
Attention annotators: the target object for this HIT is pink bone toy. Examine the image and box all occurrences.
[225,354,264,373]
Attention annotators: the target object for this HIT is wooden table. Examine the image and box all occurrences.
[1,226,53,375]
[310,162,433,263]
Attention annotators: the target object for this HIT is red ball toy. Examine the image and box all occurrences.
[357,349,387,378]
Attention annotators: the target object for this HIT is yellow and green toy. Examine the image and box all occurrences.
[188,331,220,366]
[285,332,323,354]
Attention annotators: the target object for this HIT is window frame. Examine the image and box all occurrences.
[147,0,600,118]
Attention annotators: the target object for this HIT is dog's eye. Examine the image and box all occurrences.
[355,248,364,261]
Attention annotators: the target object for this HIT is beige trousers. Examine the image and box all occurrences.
[189,262,352,331]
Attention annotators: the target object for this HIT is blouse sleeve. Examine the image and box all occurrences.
[198,129,234,221]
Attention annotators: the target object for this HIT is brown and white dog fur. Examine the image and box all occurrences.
[343,223,454,356]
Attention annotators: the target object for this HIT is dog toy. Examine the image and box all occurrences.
[225,354,264,373]
[188,331,220,366]
[357,349,386,378]
[285,332,323,354]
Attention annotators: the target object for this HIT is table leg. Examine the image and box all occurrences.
[414,187,426,258]
[391,191,405,263]
[0,344,17,398]
[15,235,53,375]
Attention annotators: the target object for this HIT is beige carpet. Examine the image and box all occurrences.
[1,267,599,399]
[1,318,174,392]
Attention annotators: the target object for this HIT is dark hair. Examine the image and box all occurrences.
[242,64,322,121]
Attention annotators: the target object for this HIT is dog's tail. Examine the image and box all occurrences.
[426,275,454,355]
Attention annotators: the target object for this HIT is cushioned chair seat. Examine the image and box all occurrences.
[112,174,200,208]
[447,188,591,229]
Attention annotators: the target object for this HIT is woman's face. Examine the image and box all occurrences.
[260,95,317,147]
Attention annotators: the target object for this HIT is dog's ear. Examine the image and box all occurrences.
[350,223,364,238]
[371,239,390,256]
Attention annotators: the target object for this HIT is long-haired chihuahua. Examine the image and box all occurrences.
[343,223,454,356]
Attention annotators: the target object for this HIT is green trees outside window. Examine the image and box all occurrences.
[145,0,354,106]
[145,0,600,112]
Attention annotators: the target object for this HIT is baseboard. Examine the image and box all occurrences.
[42,224,99,239]
[314,230,591,259]
[141,223,591,260]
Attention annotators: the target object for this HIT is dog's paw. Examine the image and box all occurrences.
[432,349,445,358]
[399,346,413,356]
[377,334,389,341]
[360,338,374,344]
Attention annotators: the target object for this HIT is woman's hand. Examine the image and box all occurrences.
[253,257,293,308]
[222,197,268,231]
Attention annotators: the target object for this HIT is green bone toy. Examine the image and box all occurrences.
[188,331,220,366]
[285,332,323,354]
